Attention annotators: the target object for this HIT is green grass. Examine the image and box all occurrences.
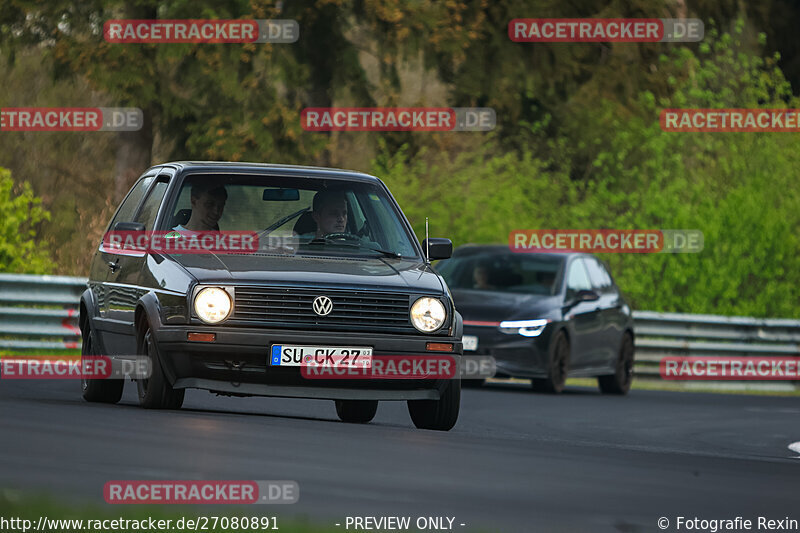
[0,349,81,357]
[0,493,341,533]
[486,377,800,397]
[566,377,800,397]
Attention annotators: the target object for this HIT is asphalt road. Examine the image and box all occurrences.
[1,379,799,533]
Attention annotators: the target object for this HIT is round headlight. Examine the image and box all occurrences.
[194,287,232,324]
[410,297,446,332]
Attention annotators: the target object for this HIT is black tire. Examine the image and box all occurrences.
[137,326,185,409]
[408,379,461,431]
[531,330,569,394]
[81,324,124,404]
[335,400,378,423]
[462,378,486,388]
[598,333,634,395]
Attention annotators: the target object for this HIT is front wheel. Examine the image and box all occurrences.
[598,333,634,395]
[137,326,184,409]
[531,330,569,394]
[81,325,123,404]
[408,379,460,431]
[335,400,378,423]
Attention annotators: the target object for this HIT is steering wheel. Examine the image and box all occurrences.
[320,232,361,242]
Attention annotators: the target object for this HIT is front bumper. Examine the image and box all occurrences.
[463,325,554,378]
[154,325,462,401]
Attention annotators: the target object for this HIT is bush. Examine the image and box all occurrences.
[0,167,53,274]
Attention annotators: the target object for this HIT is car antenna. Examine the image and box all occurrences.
[425,217,430,265]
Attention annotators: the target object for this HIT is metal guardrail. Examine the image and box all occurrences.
[632,310,800,379]
[0,273,86,350]
[0,274,798,385]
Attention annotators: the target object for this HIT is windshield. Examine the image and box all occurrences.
[438,252,564,295]
[163,173,419,258]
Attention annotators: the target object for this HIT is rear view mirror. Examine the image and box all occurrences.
[422,238,453,260]
[263,188,300,201]
[113,221,145,232]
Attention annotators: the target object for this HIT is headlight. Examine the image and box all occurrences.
[410,297,447,333]
[194,287,232,324]
[499,319,550,337]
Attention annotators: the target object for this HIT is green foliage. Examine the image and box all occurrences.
[0,168,53,274]
[374,23,800,318]
[1,2,798,318]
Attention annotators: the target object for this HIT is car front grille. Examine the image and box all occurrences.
[232,286,415,333]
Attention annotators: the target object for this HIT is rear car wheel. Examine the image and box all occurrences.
[408,378,460,431]
[335,400,378,423]
[81,324,124,404]
[531,330,569,394]
[137,326,185,409]
[598,333,634,395]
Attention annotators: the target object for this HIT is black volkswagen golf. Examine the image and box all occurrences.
[80,162,462,431]
[437,245,634,394]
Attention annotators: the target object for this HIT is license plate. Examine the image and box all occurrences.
[463,335,478,351]
[270,345,373,368]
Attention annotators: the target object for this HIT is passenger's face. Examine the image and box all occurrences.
[191,192,226,230]
[314,200,347,236]
[474,268,489,285]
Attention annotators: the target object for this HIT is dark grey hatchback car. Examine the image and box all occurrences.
[80,162,462,430]
[437,245,634,394]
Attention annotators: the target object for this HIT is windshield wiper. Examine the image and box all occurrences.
[305,237,403,258]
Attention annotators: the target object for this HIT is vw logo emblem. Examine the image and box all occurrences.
[312,295,333,316]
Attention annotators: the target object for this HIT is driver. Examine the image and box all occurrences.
[473,265,497,290]
[311,190,348,237]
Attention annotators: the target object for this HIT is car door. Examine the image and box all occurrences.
[93,174,155,353]
[562,257,604,369]
[105,171,172,354]
[589,257,629,368]
[583,256,619,367]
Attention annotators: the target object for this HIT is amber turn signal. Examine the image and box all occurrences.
[187,332,216,342]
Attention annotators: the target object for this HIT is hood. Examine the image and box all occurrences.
[450,288,560,322]
[174,253,445,293]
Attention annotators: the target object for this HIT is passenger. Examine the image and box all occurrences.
[173,182,227,232]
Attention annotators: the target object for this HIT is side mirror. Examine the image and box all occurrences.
[574,289,600,302]
[422,238,452,260]
[113,221,145,232]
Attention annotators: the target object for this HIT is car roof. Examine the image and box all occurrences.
[451,244,584,260]
[154,161,381,183]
